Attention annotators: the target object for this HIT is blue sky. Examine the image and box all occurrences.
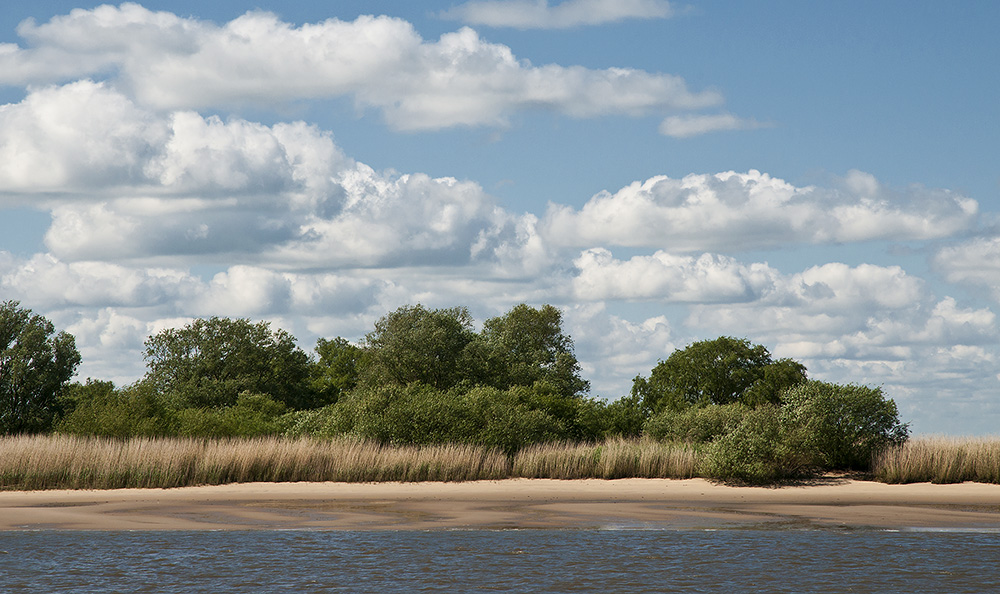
[1,1,998,434]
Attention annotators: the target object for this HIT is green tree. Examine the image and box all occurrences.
[55,381,179,438]
[781,381,909,470]
[633,337,806,412]
[143,317,314,409]
[359,305,479,390]
[310,337,363,405]
[0,301,81,434]
[480,304,589,399]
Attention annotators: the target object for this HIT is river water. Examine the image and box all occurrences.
[2,528,997,592]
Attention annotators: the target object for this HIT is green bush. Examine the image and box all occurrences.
[55,381,179,437]
[175,392,289,438]
[318,383,570,454]
[703,405,812,483]
[599,394,649,439]
[644,403,748,443]
[781,381,909,470]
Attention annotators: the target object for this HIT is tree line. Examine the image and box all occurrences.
[0,299,909,481]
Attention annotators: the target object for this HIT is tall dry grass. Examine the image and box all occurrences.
[0,435,510,490]
[873,436,1000,484]
[512,438,702,479]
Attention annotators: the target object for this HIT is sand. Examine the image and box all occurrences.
[1,478,998,531]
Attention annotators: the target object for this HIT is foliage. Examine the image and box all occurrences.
[55,381,179,438]
[599,394,649,439]
[703,405,812,483]
[0,301,81,434]
[359,305,479,390]
[780,381,909,470]
[175,392,290,438]
[644,403,749,444]
[310,337,363,406]
[143,317,314,409]
[633,337,806,412]
[479,304,589,399]
[322,382,582,455]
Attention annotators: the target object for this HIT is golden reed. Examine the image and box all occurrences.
[873,436,1000,484]
[0,435,703,490]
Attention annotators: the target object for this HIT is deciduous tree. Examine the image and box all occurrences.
[0,301,80,434]
[143,317,314,409]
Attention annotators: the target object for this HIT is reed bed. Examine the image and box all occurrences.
[0,435,510,490]
[511,438,702,479]
[873,436,1000,484]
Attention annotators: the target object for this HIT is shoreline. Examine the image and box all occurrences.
[1,478,999,531]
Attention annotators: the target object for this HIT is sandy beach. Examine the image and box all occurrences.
[1,478,998,531]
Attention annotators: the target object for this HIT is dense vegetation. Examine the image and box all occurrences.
[0,299,916,485]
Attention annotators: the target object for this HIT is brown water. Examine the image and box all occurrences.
[1,528,998,592]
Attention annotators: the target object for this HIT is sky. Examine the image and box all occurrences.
[1,0,998,434]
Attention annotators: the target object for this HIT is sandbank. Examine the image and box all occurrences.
[1,478,998,531]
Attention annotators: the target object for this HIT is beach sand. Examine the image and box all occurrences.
[1,478,998,531]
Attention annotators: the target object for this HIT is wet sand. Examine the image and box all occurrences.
[1,478,998,531]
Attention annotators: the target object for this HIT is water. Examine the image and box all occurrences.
[1,528,997,593]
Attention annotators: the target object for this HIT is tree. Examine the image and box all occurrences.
[359,305,479,390]
[480,304,589,399]
[0,301,81,434]
[781,381,909,470]
[143,317,314,409]
[310,337,363,405]
[633,337,806,413]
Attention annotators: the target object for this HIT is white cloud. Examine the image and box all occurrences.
[573,248,779,302]
[0,81,166,193]
[543,170,979,251]
[0,5,719,130]
[933,237,1000,300]
[442,0,674,29]
[0,83,538,270]
[564,303,674,397]
[659,112,768,138]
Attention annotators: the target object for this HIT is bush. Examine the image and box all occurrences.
[781,381,909,470]
[175,392,289,438]
[644,403,748,443]
[55,382,179,437]
[598,394,649,439]
[703,405,812,483]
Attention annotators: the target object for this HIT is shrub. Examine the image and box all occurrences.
[781,381,909,470]
[55,382,179,437]
[703,405,812,483]
[175,392,289,438]
[644,403,748,443]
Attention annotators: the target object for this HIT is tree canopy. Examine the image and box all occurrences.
[480,303,589,399]
[360,305,478,390]
[143,317,314,409]
[0,300,80,434]
[633,336,806,412]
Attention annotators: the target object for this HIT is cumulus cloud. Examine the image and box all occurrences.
[441,0,674,29]
[933,237,1000,300]
[0,82,539,270]
[573,248,779,302]
[659,112,768,138]
[543,170,979,252]
[0,4,719,130]
[564,303,674,396]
